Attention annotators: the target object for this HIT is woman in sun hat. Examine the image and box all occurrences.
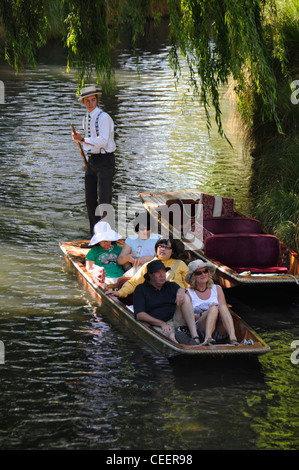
[72,85,116,235]
[85,221,124,289]
[185,259,239,346]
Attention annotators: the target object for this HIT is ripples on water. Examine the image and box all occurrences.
[0,25,299,450]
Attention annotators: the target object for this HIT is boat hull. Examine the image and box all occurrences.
[59,240,270,358]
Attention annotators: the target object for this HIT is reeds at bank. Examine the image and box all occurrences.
[245,1,299,253]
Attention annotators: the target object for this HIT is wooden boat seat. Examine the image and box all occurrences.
[204,233,289,273]
[203,216,262,234]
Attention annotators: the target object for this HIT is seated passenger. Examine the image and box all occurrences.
[107,238,189,299]
[133,260,200,345]
[185,260,239,345]
[117,212,161,276]
[85,221,124,290]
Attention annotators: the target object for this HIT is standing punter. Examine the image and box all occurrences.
[72,85,116,234]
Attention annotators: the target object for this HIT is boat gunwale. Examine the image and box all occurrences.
[59,240,270,358]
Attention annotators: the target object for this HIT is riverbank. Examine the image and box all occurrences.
[245,1,299,253]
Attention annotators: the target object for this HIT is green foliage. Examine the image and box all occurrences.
[63,0,111,89]
[62,0,152,89]
[247,1,299,252]
[0,0,152,88]
[44,0,64,39]
[253,186,299,253]
[0,0,289,131]
[114,0,150,44]
[250,136,299,252]
[0,0,47,71]
[168,0,287,135]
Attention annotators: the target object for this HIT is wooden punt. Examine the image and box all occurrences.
[59,240,270,358]
[139,189,299,289]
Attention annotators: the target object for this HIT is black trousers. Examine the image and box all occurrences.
[85,153,115,234]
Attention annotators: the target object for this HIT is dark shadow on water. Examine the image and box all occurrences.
[226,284,299,317]
[168,354,265,391]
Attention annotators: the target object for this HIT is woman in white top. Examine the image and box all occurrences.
[186,260,239,346]
[117,212,161,276]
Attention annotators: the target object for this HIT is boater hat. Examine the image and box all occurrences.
[185,259,216,283]
[88,221,122,246]
[144,260,170,280]
[78,85,101,102]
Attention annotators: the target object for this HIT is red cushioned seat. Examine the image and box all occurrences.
[201,193,234,217]
[203,216,262,234]
[204,234,288,274]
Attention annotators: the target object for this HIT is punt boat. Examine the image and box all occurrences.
[139,189,299,289]
[59,239,270,358]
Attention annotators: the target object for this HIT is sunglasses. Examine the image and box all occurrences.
[194,269,209,276]
[157,244,172,250]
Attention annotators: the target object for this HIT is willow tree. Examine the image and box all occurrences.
[0,0,288,134]
[0,0,48,72]
[169,0,289,136]
[0,0,151,86]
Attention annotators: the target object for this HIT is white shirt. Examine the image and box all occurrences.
[188,284,219,316]
[82,106,116,154]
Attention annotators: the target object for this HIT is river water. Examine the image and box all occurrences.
[0,23,299,451]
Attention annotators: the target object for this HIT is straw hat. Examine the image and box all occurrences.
[185,259,216,283]
[78,85,101,102]
[88,221,122,246]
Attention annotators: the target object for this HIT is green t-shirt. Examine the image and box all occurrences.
[86,244,124,278]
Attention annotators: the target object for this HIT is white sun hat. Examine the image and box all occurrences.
[88,221,122,246]
[78,85,101,102]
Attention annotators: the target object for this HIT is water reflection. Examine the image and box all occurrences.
[0,23,298,450]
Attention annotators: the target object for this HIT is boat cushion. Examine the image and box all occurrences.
[203,216,262,234]
[187,215,261,245]
[200,193,235,218]
[204,233,288,273]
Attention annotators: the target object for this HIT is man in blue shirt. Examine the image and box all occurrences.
[133,260,200,344]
